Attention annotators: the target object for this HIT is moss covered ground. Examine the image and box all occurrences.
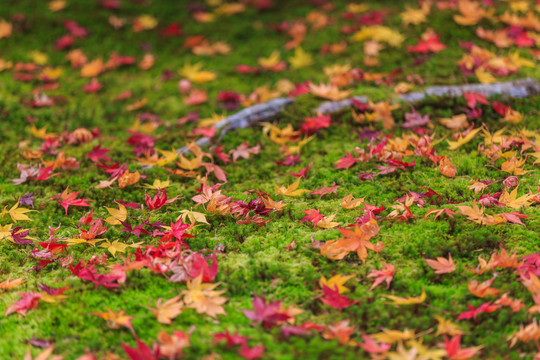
[0,0,539,359]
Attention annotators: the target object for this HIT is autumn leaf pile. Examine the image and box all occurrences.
[0,0,539,359]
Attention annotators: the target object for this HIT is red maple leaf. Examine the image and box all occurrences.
[213,330,248,347]
[300,209,325,228]
[290,163,312,178]
[367,262,395,290]
[5,292,42,316]
[187,253,218,282]
[310,182,339,198]
[464,92,489,108]
[336,152,359,169]
[445,335,482,359]
[239,343,265,360]
[122,338,158,360]
[87,145,111,163]
[320,285,352,309]
[300,114,331,134]
[407,33,447,53]
[242,295,291,329]
[145,189,179,210]
[52,187,93,214]
[457,302,498,320]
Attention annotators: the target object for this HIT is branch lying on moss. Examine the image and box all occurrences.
[171,78,539,157]
[399,77,540,102]
[175,96,368,155]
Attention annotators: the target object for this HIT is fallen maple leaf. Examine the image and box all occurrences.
[181,275,227,318]
[467,278,501,298]
[320,285,353,309]
[439,114,469,130]
[230,142,260,162]
[425,254,456,274]
[158,330,191,359]
[149,295,184,324]
[367,262,395,290]
[242,295,291,329]
[179,62,216,83]
[319,274,354,294]
[447,128,482,150]
[384,289,426,306]
[52,187,93,214]
[99,239,141,256]
[275,178,310,197]
[498,187,534,209]
[439,157,457,178]
[341,193,365,209]
[0,277,24,290]
[0,19,12,39]
[300,209,324,228]
[93,308,134,331]
[1,202,35,222]
[5,292,41,316]
[445,335,482,360]
[104,202,127,225]
[457,302,498,320]
[320,220,382,261]
[310,182,339,198]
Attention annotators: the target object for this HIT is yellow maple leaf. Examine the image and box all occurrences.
[258,50,281,68]
[509,52,534,69]
[177,154,202,171]
[341,194,365,209]
[30,125,57,140]
[289,47,313,69]
[62,237,105,246]
[100,240,142,256]
[501,156,528,175]
[30,51,48,65]
[498,187,534,209]
[316,214,340,229]
[447,127,482,150]
[41,292,69,303]
[133,15,158,32]
[372,329,415,343]
[144,179,171,190]
[274,178,310,197]
[351,26,404,47]
[401,5,429,26]
[178,209,209,225]
[178,62,216,83]
[435,316,462,336]
[0,224,13,240]
[384,289,426,306]
[475,67,496,84]
[39,67,63,81]
[2,202,35,222]
[319,274,354,294]
[155,149,178,167]
[104,203,127,225]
